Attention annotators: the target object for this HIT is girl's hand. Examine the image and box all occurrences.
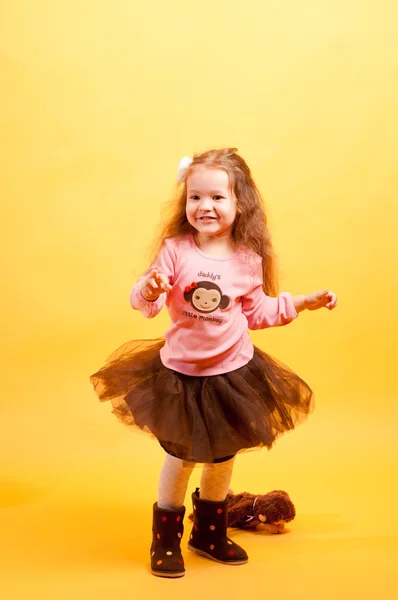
[141,269,172,301]
[305,289,337,311]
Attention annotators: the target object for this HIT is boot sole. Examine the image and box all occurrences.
[187,544,248,565]
[151,569,185,578]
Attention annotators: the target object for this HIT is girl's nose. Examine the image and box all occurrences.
[199,197,213,210]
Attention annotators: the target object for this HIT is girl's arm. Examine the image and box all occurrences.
[242,288,298,330]
[292,290,337,312]
[241,257,298,329]
[242,259,337,329]
[130,239,175,319]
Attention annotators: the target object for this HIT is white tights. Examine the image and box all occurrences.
[157,454,235,509]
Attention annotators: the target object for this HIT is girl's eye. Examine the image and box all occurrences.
[190,195,199,200]
[213,196,223,200]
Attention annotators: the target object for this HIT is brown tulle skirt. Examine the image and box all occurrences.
[90,338,314,463]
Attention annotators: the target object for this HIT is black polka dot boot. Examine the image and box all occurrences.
[150,503,186,578]
[187,488,248,565]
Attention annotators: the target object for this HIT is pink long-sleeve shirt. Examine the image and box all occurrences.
[130,234,298,376]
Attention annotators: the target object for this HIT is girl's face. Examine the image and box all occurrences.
[186,167,238,239]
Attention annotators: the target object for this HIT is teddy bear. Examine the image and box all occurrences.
[226,490,296,534]
[188,489,296,534]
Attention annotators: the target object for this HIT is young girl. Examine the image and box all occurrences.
[90,148,337,578]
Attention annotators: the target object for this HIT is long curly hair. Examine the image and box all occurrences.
[151,148,278,296]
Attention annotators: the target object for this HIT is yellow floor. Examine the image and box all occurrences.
[1,361,397,600]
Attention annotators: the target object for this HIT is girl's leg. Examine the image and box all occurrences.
[158,453,196,509]
[199,456,235,501]
[151,454,196,578]
[188,456,248,565]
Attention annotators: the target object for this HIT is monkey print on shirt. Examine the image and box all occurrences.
[184,281,230,314]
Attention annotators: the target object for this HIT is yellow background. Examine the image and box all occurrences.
[1,1,397,598]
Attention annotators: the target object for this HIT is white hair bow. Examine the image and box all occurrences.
[177,156,192,182]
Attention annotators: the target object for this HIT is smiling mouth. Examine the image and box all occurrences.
[199,216,217,220]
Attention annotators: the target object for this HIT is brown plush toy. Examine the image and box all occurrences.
[226,490,296,534]
[189,490,296,534]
